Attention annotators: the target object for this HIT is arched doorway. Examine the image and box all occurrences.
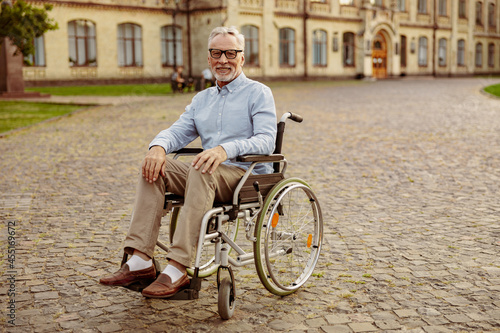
[372,32,387,79]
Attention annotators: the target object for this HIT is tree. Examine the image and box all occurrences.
[0,0,58,96]
[0,0,58,57]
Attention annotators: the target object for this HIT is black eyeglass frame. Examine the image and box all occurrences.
[209,49,243,59]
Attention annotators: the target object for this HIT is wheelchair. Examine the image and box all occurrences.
[122,112,323,320]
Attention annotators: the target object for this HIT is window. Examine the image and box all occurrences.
[459,0,467,18]
[242,25,259,66]
[24,35,45,66]
[339,0,354,5]
[398,0,406,11]
[161,25,182,67]
[457,39,465,66]
[371,0,383,6]
[418,0,427,13]
[476,2,483,25]
[418,37,428,66]
[68,20,97,67]
[279,28,295,66]
[343,32,355,67]
[488,3,496,28]
[312,30,327,67]
[488,43,495,67]
[118,23,143,67]
[401,35,407,67]
[475,42,483,67]
[438,38,447,66]
[438,0,447,16]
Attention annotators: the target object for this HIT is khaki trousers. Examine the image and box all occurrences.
[124,158,246,267]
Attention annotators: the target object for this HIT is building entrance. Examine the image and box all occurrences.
[372,32,387,79]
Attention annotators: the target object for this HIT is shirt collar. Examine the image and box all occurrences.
[216,72,246,94]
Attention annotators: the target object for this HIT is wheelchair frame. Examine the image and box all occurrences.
[128,112,323,320]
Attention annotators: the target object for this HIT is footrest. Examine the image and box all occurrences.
[166,287,199,300]
[167,275,202,300]
[124,277,202,300]
[123,279,155,293]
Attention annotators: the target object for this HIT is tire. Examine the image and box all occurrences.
[218,277,235,320]
[254,178,323,296]
[169,207,239,278]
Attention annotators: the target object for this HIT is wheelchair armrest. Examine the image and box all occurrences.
[172,148,203,155]
[236,154,284,163]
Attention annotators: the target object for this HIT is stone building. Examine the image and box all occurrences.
[22,0,500,85]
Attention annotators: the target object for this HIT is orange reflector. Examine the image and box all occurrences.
[307,234,313,248]
[271,213,279,228]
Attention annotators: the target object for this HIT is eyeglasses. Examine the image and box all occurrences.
[209,49,243,59]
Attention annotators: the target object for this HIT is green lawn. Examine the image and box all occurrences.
[0,101,84,133]
[484,83,500,97]
[5,80,498,134]
[26,83,174,96]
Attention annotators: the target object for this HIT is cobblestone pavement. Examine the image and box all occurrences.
[1,77,499,333]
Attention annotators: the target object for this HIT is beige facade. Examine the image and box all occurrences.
[23,0,500,85]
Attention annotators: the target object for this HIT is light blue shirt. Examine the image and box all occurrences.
[150,73,277,174]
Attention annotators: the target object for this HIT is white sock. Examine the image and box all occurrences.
[162,265,184,283]
[126,254,152,271]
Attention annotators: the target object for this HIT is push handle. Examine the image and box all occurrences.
[288,112,303,123]
[279,112,303,123]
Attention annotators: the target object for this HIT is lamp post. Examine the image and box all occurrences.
[172,0,180,70]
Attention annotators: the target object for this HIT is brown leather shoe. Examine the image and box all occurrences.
[141,272,190,298]
[99,264,156,287]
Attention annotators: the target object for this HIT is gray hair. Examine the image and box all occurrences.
[208,26,245,51]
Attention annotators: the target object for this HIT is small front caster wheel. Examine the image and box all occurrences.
[218,277,235,320]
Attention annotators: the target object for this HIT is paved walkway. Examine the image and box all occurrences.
[1,77,499,332]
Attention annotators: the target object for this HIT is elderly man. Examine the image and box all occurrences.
[100,26,277,298]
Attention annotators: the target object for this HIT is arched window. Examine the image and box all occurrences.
[476,1,483,25]
[418,36,428,67]
[279,28,295,67]
[24,35,45,67]
[438,38,447,67]
[488,43,495,67]
[118,23,143,67]
[343,32,355,67]
[459,0,467,18]
[418,0,427,13]
[438,0,447,16]
[457,39,465,66]
[475,42,483,67]
[398,0,406,11]
[161,25,182,67]
[68,20,97,67]
[312,29,327,67]
[488,3,496,28]
[400,35,407,67]
[241,25,259,66]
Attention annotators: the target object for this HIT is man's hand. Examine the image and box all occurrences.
[192,146,227,175]
[142,146,167,183]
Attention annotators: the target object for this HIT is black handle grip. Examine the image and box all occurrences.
[253,181,260,193]
[288,112,303,123]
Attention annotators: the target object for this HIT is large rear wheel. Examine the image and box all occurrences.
[254,178,323,296]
